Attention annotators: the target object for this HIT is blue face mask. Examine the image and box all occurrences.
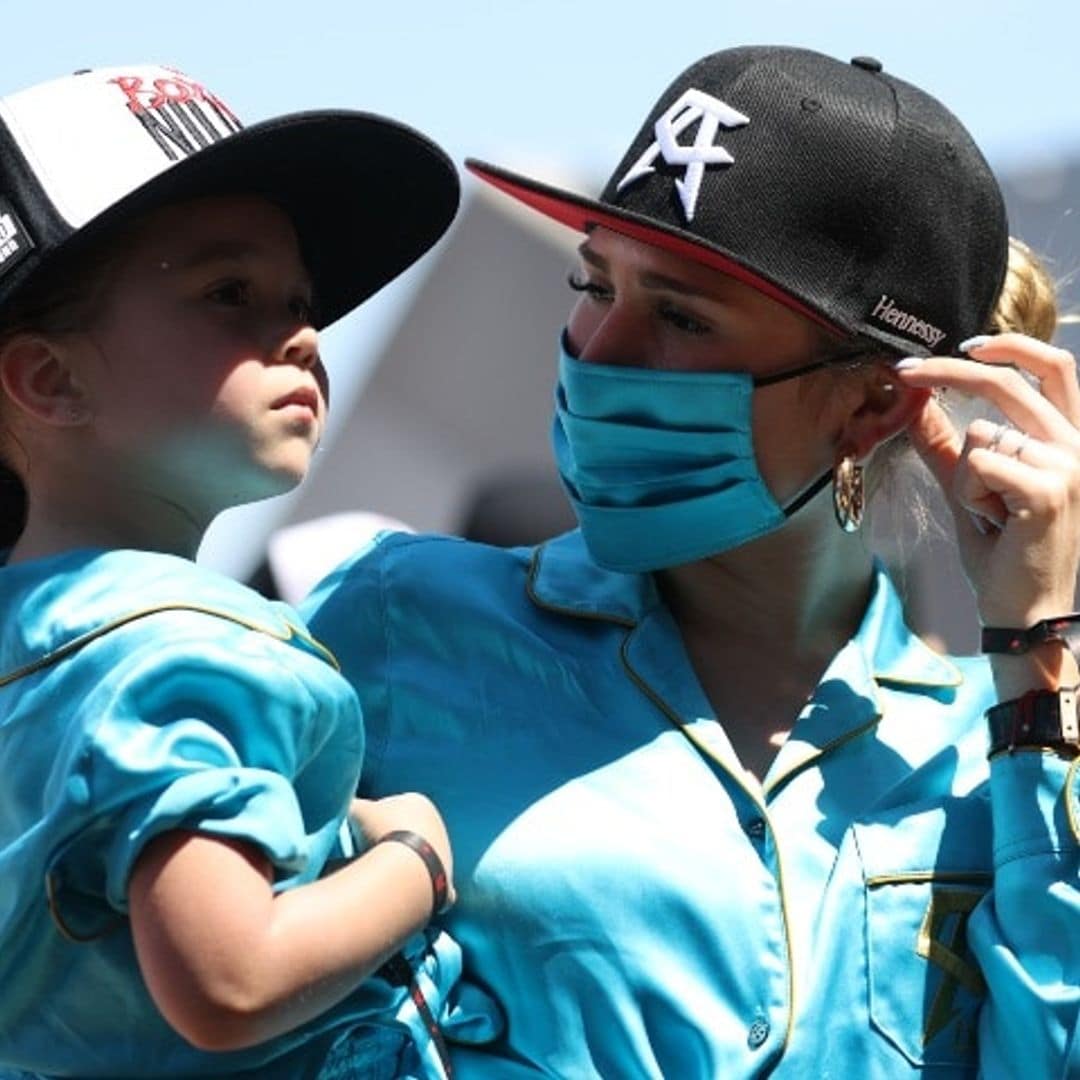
[551,334,832,572]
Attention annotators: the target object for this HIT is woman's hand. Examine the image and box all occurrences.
[896,333,1080,691]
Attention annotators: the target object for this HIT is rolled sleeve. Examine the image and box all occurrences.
[102,748,311,910]
[55,609,362,910]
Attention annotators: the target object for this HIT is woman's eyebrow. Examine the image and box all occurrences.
[577,240,719,301]
[638,271,715,300]
[576,241,607,271]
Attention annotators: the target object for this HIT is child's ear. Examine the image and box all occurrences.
[840,362,931,461]
[0,334,91,427]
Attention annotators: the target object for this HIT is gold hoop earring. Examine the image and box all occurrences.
[832,453,864,533]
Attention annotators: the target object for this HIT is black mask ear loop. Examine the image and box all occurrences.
[779,470,833,517]
[751,357,830,388]
[751,356,839,519]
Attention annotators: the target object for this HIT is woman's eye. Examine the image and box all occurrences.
[566,273,613,303]
[207,280,249,306]
[659,301,710,336]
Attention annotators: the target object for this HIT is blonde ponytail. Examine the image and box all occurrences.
[987,237,1059,342]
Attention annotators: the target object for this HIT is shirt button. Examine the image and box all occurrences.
[747,1018,770,1049]
[745,818,766,840]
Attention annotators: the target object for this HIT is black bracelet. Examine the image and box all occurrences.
[981,613,1080,657]
[986,685,1080,757]
[378,830,450,915]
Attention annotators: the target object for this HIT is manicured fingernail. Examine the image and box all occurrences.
[893,357,925,371]
[958,335,992,353]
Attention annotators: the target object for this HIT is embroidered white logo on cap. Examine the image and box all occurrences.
[0,214,18,253]
[616,88,749,223]
[868,294,946,349]
[0,201,31,273]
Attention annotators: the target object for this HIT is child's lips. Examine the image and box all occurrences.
[272,386,320,415]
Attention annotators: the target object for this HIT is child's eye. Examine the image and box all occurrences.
[658,301,711,336]
[206,280,249,306]
[567,273,613,303]
[289,294,315,323]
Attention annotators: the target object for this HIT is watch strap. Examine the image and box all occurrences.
[986,685,1080,757]
[981,613,1080,656]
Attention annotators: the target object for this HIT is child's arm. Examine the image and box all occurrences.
[128,791,451,1053]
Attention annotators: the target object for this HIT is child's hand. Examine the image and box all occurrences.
[349,793,455,907]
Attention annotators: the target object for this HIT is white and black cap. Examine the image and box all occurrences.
[468,46,1008,357]
[0,64,459,328]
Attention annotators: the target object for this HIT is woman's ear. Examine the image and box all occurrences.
[839,361,931,460]
[0,334,91,427]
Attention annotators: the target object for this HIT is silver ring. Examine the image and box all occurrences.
[987,423,1009,453]
[1011,433,1030,461]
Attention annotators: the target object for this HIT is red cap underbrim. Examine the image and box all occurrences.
[466,158,841,336]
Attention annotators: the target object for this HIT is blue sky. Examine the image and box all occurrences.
[7,0,1078,174]
[5,0,1078,575]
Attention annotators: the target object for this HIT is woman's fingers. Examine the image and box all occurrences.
[960,333,1080,426]
[895,332,1080,626]
[966,418,1065,469]
[904,384,1079,541]
[897,357,1072,444]
[895,337,1080,444]
[896,335,1080,531]
[957,421,1076,525]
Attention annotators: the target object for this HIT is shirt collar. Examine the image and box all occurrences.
[527,530,660,626]
[528,530,961,689]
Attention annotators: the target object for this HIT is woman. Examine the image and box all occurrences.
[0,63,498,1077]
[304,46,1079,1077]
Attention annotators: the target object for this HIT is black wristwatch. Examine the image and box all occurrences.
[981,614,1080,657]
[986,686,1080,757]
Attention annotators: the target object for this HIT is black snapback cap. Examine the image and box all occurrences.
[0,64,459,329]
[468,46,1008,357]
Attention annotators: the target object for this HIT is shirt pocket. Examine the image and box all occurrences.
[852,796,993,1071]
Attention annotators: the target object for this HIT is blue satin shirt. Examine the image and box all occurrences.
[303,529,1080,1079]
[0,548,477,1078]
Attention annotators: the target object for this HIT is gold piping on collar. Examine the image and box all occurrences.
[525,545,637,628]
[0,602,340,689]
[45,871,124,944]
[866,870,992,889]
[617,626,797,1060]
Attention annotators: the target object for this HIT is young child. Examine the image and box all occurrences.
[0,65,491,1077]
